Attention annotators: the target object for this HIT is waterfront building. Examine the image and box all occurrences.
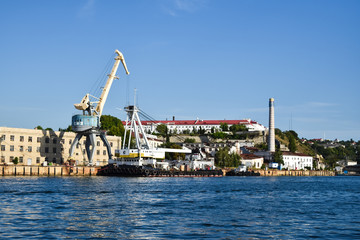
[0,127,121,166]
[127,119,267,134]
[240,154,264,169]
[282,152,313,170]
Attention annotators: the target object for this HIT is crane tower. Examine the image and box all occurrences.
[69,50,129,165]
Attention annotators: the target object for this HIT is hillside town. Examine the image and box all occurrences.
[1,112,359,174]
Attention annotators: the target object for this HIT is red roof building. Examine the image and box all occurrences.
[122,119,267,134]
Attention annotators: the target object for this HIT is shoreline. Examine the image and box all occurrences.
[0,165,336,177]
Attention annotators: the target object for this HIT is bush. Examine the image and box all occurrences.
[184,138,195,143]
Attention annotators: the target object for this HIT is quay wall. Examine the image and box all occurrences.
[253,169,335,177]
[1,165,99,176]
[1,166,335,177]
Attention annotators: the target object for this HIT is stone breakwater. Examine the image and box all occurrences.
[0,165,335,177]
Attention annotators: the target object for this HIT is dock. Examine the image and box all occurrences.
[1,165,98,176]
[0,165,336,177]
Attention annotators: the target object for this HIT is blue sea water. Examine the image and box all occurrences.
[0,176,359,239]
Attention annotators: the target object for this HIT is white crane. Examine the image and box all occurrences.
[114,92,191,168]
[69,50,129,165]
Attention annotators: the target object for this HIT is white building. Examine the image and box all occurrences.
[282,152,313,170]
[240,154,264,169]
[128,119,267,134]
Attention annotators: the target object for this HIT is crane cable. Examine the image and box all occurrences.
[88,52,116,102]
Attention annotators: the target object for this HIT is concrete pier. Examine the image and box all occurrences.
[1,165,98,176]
[253,169,335,176]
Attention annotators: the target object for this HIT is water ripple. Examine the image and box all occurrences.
[0,176,359,239]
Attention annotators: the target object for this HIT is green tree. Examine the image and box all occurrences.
[285,130,299,140]
[273,148,284,165]
[215,147,241,168]
[156,124,168,137]
[220,122,229,131]
[275,128,284,139]
[255,143,268,151]
[198,127,205,135]
[35,126,43,130]
[59,125,73,132]
[324,154,338,170]
[100,115,125,137]
[230,124,247,132]
[162,142,185,160]
[212,132,228,139]
[288,134,297,153]
[13,157,19,165]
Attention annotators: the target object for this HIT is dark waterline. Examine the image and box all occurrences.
[0,176,359,239]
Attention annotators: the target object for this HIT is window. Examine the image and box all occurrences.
[83,140,86,145]
[103,150,106,155]
[53,138,57,144]
[10,156,14,162]
[36,147,40,152]
[19,146,24,152]
[45,137,50,143]
[36,157,40,164]
[1,156,4,163]
[19,157,23,163]
[53,148,56,153]
[1,145,5,151]
[97,141,100,146]
[37,137,41,143]
[97,150,100,155]
[52,158,56,163]
[69,139,72,144]
[110,142,113,147]
[45,147,49,153]
[1,135,5,141]
[10,135,14,141]
[28,136,32,142]
[10,145,14,151]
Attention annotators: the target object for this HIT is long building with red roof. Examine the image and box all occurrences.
[122,119,267,134]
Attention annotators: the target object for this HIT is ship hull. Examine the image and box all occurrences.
[97,164,223,177]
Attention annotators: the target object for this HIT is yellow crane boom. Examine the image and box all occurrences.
[95,50,130,116]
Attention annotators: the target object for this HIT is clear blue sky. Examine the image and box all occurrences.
[0,0,359,141]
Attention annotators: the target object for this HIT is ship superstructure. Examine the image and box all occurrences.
[112,101,191,168]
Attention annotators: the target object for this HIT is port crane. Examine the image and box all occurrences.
[69,50,129,165]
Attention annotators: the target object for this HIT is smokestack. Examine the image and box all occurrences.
[173,116,175,121]
[268,98,275,152]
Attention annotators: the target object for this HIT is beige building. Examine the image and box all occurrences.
[0,127,121,166]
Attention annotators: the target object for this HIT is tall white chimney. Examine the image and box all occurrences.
[268,98,275,152]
